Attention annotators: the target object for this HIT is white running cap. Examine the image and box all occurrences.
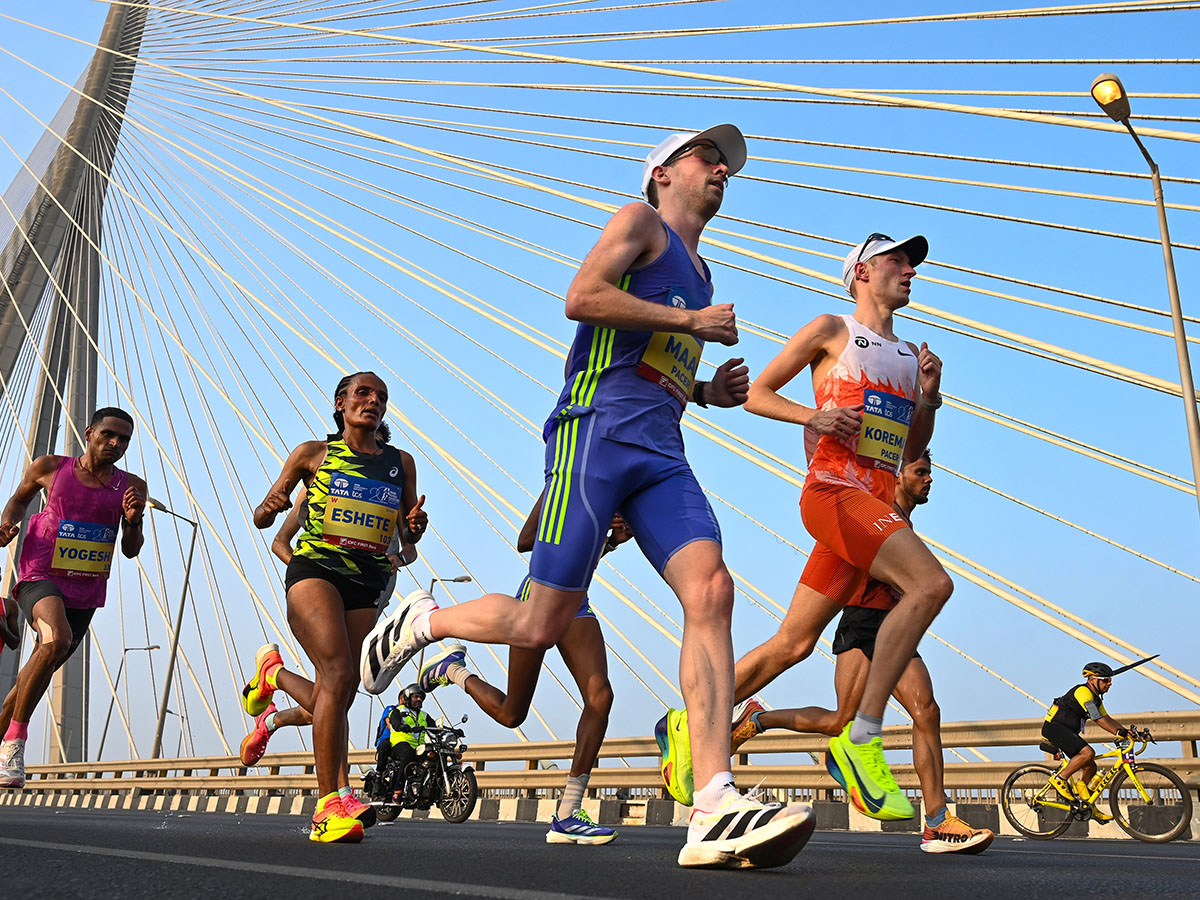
[841,233,929,294]
[641,124,747,200]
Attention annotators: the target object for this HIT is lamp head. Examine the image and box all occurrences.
[1091,73,1130,123]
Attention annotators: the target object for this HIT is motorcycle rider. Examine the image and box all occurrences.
[374,684,432,799]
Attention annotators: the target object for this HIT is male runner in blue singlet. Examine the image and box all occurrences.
[363,125,815,869]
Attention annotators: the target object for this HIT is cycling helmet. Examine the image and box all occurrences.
[1082,661,1114,678]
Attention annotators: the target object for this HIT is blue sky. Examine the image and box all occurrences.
[0,0,1197,765]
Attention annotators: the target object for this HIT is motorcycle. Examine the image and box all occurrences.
[363,714,478,824]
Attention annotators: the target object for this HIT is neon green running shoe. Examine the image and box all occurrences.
[654,708,694,806]
[827,723,913,821]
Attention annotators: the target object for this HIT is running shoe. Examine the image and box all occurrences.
[545,809,617,845]
[241,643,283,716]
[678,788,815,869]
[310,794,365,843]
[419,642,467,692]
[239,702,277,766]
[0,738,25,789]
[730,698,766,753]
[826,723,914,821]
[655,708,693,806]
[341,791,378,829]
[360,589,438,694]
[920,814,995,854]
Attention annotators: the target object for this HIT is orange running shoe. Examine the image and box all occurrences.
[341,791,377,829]
[310,794,365,843]
[239,703,277,766]
[242,643,283,716]
[730,698,765,753]
[920,814,994,854]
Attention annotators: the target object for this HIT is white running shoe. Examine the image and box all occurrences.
[360,589,438,694]
[678,788,815,869]
[0,738,26,789]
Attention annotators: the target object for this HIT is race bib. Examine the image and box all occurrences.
[637,332,702,405]
[323,473,401,553]
[857,389,914,474]
[51,520,118,578]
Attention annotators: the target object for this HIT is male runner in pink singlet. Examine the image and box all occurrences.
[0,408,147,787]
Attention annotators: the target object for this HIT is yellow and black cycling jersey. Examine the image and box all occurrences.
[1045,682,1108,734]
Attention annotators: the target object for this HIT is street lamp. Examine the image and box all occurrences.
[96,644,158,759]
[429,575,472,594]
[1091,73,1200,520]
[146,497,199,759]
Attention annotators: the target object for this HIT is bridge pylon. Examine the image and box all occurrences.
[0,2,147,762]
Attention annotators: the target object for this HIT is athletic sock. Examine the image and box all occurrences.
[3,720,28,742]
[338,786,353,800]
[412,610,434,645]
[447,663,471,689]
[264,711,279,733]
[264,663,283,689]
[848,712,883,745]
[692,771,737,812]
[925,806,948,828]
[557,773,589,819]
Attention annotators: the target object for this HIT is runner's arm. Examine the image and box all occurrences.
[119,474,148,557]
[745,316,862,438]
[0,455,61,547]
[904,341,943,463]
[271,486,305,565]
[253,441,323,529]
[566,203,736,344]
[517,491,546,553]
[399,451,426,544]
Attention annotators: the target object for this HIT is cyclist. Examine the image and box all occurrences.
[1042,662,1131,815]
[375,684,431,799]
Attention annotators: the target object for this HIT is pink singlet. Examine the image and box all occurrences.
[16,456,128,609]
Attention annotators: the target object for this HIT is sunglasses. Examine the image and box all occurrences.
[854,232,893,266]
[666,142,728,169]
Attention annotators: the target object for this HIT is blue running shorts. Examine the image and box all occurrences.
[529,409,722,592]
[515,574,595,619]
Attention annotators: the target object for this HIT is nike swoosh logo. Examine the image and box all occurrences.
[897,349,913,357]
[842,749,886,812]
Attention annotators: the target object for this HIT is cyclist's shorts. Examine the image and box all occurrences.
[515,574,594,620]
[799,481,910,606]
[1041,720,1088,758]
[529,410,721,592]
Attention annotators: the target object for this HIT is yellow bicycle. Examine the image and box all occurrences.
[1001,727,1193,843]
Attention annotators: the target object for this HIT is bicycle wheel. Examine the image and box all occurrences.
[1001,764,1074,839]
[1108,763,1193,843]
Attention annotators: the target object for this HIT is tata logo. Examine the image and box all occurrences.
[333,477,349,490]
[61,523,75,532]
[867,395,882,407]
[670,294,687,309]
[854,336,869,349]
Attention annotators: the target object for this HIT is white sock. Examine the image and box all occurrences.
[412,610,435,644]
[692,771,737,813]
[557,773,589,819]
[849,712,883,745]
[447,663,472,689]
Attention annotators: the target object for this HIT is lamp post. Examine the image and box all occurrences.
[146,497,198,759]
[96,644,158,759]
[1091,73,1200,520]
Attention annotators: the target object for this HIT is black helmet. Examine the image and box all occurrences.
[402,683,425,706]
[1082,661,1114,678]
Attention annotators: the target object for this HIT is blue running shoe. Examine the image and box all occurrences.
[419,642,467,692]
[546,810,617,845]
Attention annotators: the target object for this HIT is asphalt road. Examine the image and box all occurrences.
[1,807,1197,899]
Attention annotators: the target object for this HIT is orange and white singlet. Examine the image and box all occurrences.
[804,315,918,504]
